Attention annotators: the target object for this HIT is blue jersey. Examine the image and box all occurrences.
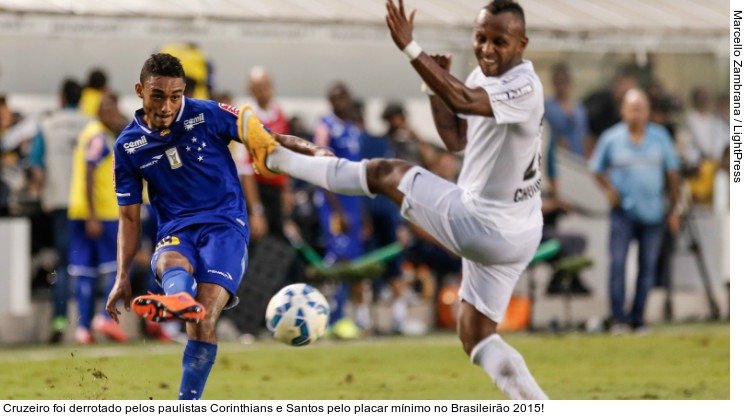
[312,114,363,216]
[113,97,249,242]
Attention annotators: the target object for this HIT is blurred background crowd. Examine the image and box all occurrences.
[0,0,731,345]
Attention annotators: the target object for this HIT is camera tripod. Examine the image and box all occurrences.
[662,208,721,321]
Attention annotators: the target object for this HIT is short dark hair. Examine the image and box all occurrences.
[61,78,82,106]
[140,53,186,84]
[484,0,525,27]
[382,102,406,120]
[87,69,107,89]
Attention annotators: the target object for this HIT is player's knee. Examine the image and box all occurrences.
[155,251,193,277]
[366,158,411,192]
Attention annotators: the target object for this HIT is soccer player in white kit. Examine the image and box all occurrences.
[239,0,547,400]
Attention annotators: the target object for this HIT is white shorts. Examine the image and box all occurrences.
[398,167,542,323]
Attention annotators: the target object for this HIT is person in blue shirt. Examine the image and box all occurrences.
[104,53,250,399]
[313,82,368,336]
[544,63,590,160]
[590,88,681,334]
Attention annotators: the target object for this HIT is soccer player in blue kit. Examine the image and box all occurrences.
[104,53,331,399]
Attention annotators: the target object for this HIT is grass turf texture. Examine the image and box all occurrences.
[0,322,728,400]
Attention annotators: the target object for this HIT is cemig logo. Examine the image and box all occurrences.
[184,113,205,131]
[123,136,148,154]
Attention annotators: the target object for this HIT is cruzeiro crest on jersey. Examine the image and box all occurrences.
[123,136,148,154]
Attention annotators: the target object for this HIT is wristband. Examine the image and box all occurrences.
[251,205,265,216]
[402,41,423,61]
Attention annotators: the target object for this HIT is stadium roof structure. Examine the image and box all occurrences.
[0,0,729,55]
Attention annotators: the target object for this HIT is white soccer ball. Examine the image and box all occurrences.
[265,283,330,346]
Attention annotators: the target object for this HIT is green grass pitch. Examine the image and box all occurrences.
[0,322,729,400]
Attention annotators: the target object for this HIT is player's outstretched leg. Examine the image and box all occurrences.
[459,301,548,400]
[132,266,205,323]
[238,105,410,202]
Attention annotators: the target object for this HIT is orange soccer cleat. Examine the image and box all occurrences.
[93,315,128,342]
[132,292,205,323]
[238,104,279,177]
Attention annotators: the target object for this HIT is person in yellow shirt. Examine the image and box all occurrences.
[79,69,108,118]
[159,43,212,100]
[68,93,127,344]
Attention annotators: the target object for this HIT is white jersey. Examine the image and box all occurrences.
[458,60,544,231]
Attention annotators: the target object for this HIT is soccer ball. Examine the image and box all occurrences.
[265,283,330,346]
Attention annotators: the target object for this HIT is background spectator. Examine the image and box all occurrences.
[590,89,681,335]
[544,63,590,159]
[27,79,90,343]
[79,68,108,118]
[584,64,638,155]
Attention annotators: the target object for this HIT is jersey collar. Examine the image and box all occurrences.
[132,96,187,138]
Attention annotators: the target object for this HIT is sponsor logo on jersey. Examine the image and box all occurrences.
[219,103,240,116]
[155,235,180,250]
[183,113,205,131]
[208,269,234,281]
[123,136,148,154]
[139,154,163,169]
[491,84,534,102]
[513,177,541,203]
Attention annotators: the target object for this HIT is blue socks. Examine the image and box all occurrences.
[165,269,205,399]
[179,339,217,400]
[329,281,349,325]
[75,275,96,329]
[161,266,197,297]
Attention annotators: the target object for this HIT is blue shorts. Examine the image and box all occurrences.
[68,219,118,277]
[151,223,249,306]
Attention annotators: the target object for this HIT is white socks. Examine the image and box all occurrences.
[392,297,408,332]
[471,334,548,400]
[266,147,374,197]
[353,303,371,331]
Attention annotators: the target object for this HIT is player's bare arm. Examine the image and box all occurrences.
[428,54,469,152]
[385,0,492,117]
[105,203,141,322]
[665,170,681,234]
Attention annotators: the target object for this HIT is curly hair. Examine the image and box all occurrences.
[139,53,186,84]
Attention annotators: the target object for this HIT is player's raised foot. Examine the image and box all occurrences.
[238,104,279,177]
[93,315,128,342]
[132,292,205,323]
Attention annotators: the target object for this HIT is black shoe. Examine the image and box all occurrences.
[569,278,591,295]
[546,274,567,295]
